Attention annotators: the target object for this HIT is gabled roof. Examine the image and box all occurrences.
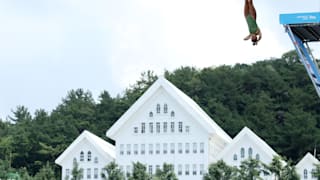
[296,152,319,169]
[55,130,115,165]
[216,126,278,160]
[106,76,232,142]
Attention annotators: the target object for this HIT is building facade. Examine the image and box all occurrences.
[55,130,115,180]
[296,152,319,180]
[106,76,232,180]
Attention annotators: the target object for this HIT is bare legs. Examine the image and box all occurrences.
[244,0,256,19]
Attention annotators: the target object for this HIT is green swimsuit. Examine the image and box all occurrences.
[246,15,259,34]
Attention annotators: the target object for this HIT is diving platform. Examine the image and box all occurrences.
[280,12,320,98]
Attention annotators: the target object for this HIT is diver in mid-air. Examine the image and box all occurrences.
[243,0,262,46]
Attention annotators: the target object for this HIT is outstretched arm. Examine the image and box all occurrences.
[244,34,251,40]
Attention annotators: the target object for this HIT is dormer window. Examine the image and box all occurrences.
[156,104,160,113]
[149,112,153,117]
[80,151,84,161]
[164,104,168,113]
[171,111,175,117]
[87,151,92,161]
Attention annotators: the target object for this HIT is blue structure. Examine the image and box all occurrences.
[280,12,320,98]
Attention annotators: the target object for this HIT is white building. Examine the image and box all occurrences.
[55,130,115,180]
[106,76,232,180]
[296,152,319,180]
[216,126,279,180]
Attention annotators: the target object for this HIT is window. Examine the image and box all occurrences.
[193,143,197,153]
[185,143,190,154]
[233,154,238,161]
[87,168,91,179]
[178,143,183,154]
[94,157,98,164]
[94,168,98,179]
[304,169,308,179]
[178,165,182,175]
[156,143,160,154]
[134,144,138,155]
[149,122,153,133]
[170,143,175,154]
[200,164,204,175]
[87,151,92,161]
[163,122,167,133]
[80,151,84,161]
[156,104,160,113]
[312,169,316,178]
[163,143,168,154]
[185,164,189,175]
[149,112,153,117]
[120,144,124,155]
[148,165,153,175]
[156,122,160,133]
[141,144,145,155]
[126,165,131,174]
[141,123,145,133]
[164,104,168,113]
[156,165,160,171]
[171,111,175,117]
[66,169,70,177]
[170,122,175,133]
[185,126,190,133]
[248,147,253,158]
[134,127,138,134]
[149,144,153,155]
[240,148,245,158]
[193,164,197,175]
[126,144,131,155]
[80,168,84,179]
[256,154,260,161]
[200,142,204,153]
[178,122,183,132]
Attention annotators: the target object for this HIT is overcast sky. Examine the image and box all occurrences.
[0,0,320,119]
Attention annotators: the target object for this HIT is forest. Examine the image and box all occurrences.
[0,50,320,179]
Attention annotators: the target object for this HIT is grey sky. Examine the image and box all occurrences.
[0,0,320,119]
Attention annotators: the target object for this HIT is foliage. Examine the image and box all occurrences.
[203,160,237,180]
[127,162,150,180]
[154,163,177,180]
[101,161,125,180]
[237,158,263,180]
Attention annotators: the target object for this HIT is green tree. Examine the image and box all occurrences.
[71,160,82,180]
[312,163,320,179]
[34,161,56,180]
[154,163,177,180]
[203,160,237,180]
[127,162,150,180]
[238,158,263,180]
[101,161,125,180]
[281,160,299,180]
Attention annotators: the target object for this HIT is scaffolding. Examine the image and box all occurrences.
[280,12,320,98]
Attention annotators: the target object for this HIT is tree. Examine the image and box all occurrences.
[238,158,263,180]
[71,160,82,180]
[101,161,125,180]
[312,163,320,179]
[267,156,284,180]
[33,161,55,180]
[154,163,177,180]
[281,160,299,180]
[203,160,237,180]
[127,162,150,180]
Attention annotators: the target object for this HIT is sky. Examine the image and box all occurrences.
[0,0,320,119]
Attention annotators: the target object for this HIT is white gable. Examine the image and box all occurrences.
[216,127,278,166]
[55,130,115,165]
[106,76,231,143]
[296,152,319,180]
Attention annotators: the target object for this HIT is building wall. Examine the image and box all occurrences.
[296,161,318,180]
[59,138,114,180]
[113,88,228,180]
[219,134,275,180]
